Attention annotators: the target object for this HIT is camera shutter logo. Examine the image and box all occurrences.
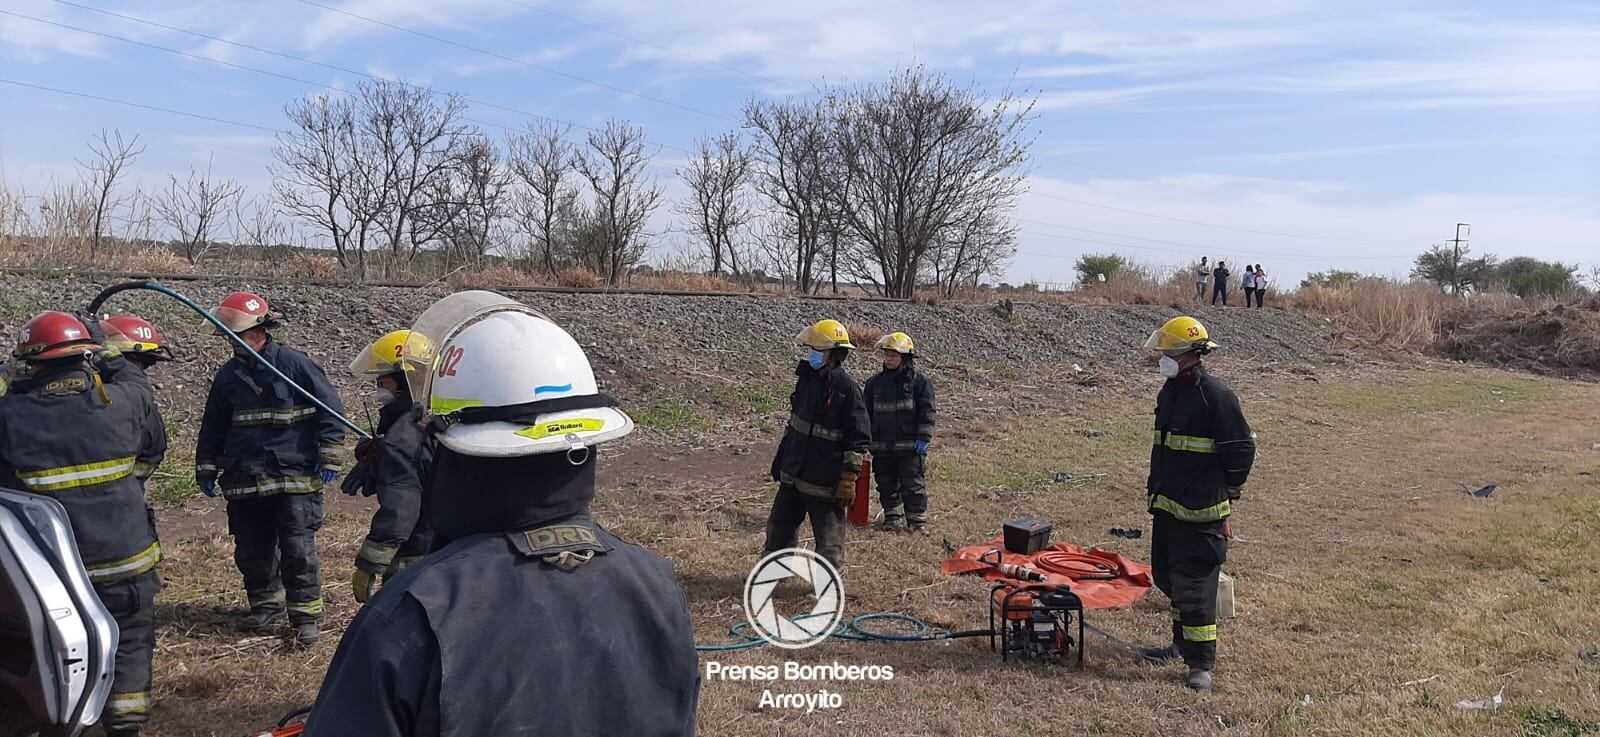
[743,548,844,649]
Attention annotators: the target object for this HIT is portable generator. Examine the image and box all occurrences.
[988,582,1085,665]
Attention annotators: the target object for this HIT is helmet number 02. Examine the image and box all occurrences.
[437,346,465,378]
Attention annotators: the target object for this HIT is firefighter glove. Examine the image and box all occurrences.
[915,439,929,455]
[834,471,858,506]
[352,568,375,603]
[319,468,339,485]
[199,479,218,498]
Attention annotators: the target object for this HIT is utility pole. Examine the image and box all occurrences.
[1447,222,1470,294]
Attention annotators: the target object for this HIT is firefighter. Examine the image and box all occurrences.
[1140,316,1255,693]
[764,319,871,570]
[863,332,936,535]
[344,329,434,603]
[302,301,699,736]
[0,312,167,736]
[101,313,176,377]
[195,291,345,646]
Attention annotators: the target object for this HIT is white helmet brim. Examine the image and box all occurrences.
[436,406,635,458]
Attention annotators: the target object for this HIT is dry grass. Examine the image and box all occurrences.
[630,270,752,294]
[1285,282,1451,349]
[135,363,1600,736]
[556,266,605,289]
[446,263,545,289]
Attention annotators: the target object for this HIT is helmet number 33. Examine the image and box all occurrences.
[1186,326,1201,338]
[437,345,465,378]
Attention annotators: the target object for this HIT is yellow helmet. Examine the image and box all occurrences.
[796,319,854,350]
[874,332,915,355]
[1144,316,1219,354]
[350,330,435,377]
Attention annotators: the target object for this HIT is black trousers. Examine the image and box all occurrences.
[227,493,324,623]
[763,483,846,569]
[873,453,928,524]
[1211,284,1228,306]
[1242,287,1255,306]
[97,570,160,732]
[1150,513,1228,670]
[1255,289,1265,308]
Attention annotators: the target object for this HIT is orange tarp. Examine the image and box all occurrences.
[941,538,1154,610]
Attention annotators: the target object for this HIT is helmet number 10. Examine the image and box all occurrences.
[437,346,465,378]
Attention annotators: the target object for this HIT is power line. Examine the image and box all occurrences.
[0,77,282,132]
[499,0,780,86]
[1026,190,1426,244]
[292,0,738,123]
[46,0,692,154]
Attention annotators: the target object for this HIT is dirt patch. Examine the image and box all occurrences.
[1437,296,1600,377]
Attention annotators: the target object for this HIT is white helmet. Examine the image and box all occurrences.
[424,306,633,458]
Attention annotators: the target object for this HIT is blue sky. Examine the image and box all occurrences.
[2,0,1596,286]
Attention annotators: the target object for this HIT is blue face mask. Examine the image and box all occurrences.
[807,350,827,370]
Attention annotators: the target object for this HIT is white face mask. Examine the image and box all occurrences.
[1158,355,1182,378]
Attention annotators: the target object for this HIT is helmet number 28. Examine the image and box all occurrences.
[437,346,465,378]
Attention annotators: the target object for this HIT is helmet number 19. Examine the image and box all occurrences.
[437,346,465,378]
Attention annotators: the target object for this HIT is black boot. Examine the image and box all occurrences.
[237,607,285,633]
[292,621,322,647]
[1186,667,1213,693]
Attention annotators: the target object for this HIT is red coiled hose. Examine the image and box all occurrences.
[1033,550,1122,580]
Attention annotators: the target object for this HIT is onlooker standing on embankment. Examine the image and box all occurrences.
[1211,261,1231,307]
[1241,266,1257,308]
[1253,266,1268,308]
[1194,257,1210,302]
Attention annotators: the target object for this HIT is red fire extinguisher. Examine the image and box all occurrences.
[849,457,873,526]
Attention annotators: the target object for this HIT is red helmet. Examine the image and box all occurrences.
[103,314,174,362]
[15,311,100,362]
[210,291,282,335]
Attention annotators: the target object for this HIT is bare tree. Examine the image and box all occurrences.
[441,137,509,268]
[79,128,145,254]
[930,199,1017,297]
[273,93,370,270]
[234,195,287,250]
[574,120,662,286]
[676,132,754,275]
[358,82,478,273]
[506,121,580,274]
[152,158,244,264]
[743,97,834,293]
[829,66,1033,297]
[273,81,480,278]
